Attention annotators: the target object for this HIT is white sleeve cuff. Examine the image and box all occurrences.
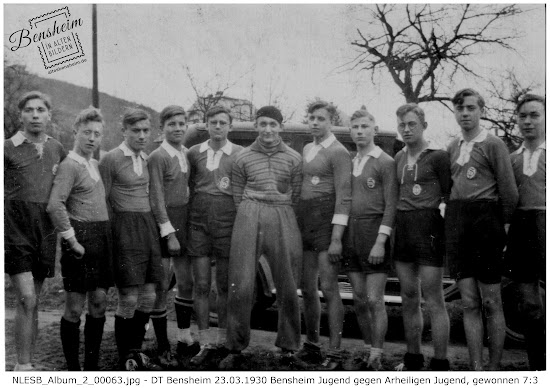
[438,202,446,218]
[159,222,176,237]
[331,214,349,226]
[60,227,76,240]
[378,225,392,237]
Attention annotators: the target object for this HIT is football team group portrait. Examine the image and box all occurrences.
[3,3,546,374]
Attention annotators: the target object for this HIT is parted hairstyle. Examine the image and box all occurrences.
[396,103,425,123]
[307,100,338,123]
[205,105,233,124]
[122,108,150,128]
[516,94,545,112]
[451,88,485,109]
[74,107,104,130]
[160,105,187,128]
[350,109,376,124]
[18,91,52,111]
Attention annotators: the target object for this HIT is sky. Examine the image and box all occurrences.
[3,2,546,145]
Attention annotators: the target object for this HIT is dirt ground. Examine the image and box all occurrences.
[4,306,531,372]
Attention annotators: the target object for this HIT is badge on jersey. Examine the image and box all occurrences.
[311,176,320,185]
[466,166,477,179]
[367,177,376,188]
[219,177,230,189]
[412,184,422,196]
[52,163,59,176]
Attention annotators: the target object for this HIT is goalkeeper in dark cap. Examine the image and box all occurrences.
[219,106,304,369]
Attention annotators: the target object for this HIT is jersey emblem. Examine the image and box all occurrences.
[466,166,477,179]
[52,163,59,176]
[219,177,230,189]
[412,184,422,196]
[311,176,320,185]
[367,177,375,188]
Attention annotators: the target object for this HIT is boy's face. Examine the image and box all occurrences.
[163,114,187,147]
[397,111,426,146]
[20,98,51,135]
[206,112,232,143]
[350,116,376,148]
[74,121,103,157]
[123,119,151,153]
[255,116,282,146]
[518,101,545,142]
[454,95,483,132]
[308,108,332,140]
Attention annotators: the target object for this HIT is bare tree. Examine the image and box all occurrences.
[184,65,255,123]
[484,70,539,150]
[4,59,37,139]
[349,4,523,104]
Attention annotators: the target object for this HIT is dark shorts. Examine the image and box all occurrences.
[298,196,335,252]
[394,209,445,267]
[504,210,546,283]
[342,215,391,274]
[187,194,236,259]
[4,200,57,279]
[160,205,188,258]
[61,220,114,293]
[445,201,506,284]
[112,212,163,287]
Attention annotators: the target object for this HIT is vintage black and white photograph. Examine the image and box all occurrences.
[2,1,547,381]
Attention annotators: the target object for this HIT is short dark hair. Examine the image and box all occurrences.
[517,94,545,112]
[396,103,425,123]
[205,105,233,124]
[18,91,52,111]
[307,100,338,122]
[74,107,104,130]
[350,109,375,124]
[451,88,485,109]
[122,108,150,128]
[160,105,187,128]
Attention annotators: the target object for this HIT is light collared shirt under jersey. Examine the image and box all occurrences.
[301,133,352,226]
[447,131,518,223]
[99,142,151,213]
[148,140,190,237]
[350,146,397,236]
[47,151,109,240]
[4,131,66,203]
[511,142,545,210]
[188,140,243,197]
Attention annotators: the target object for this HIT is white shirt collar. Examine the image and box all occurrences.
[67,151,100,181]
[161,140,186,157]
[515,141,546,154]
[119,142,147,160]
[11,131,52,147]
[317,133,336,148]
[459,129,487,145]
[199,140,233,155]
[354,146,382,161]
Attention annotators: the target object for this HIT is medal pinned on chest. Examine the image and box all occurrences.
[367,177,376,189]
[412,184,422,196]
[311,176,320,185]
[219,176,230,189]
[466,166,477,180]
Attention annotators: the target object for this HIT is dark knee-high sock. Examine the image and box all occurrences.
[151,309,170,352]
[175,297,193,330]
[60,317,81,371]
[525,317,546,371]
[132,310,151,351]
[115,315,133,359]
[84,315,106,371]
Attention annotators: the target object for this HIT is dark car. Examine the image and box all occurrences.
[182,121,539,344]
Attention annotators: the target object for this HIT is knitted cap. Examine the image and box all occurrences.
[256,106,283,124]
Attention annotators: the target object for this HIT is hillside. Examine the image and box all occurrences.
[29,76,160,153]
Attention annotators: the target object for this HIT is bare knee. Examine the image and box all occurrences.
[482,294,503,314]
[64,304,84,322]
[367,296,385,313]
[194,279,211,298]
[18,291,38,313]
[88,291,107,317]
[461,296,482,314]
